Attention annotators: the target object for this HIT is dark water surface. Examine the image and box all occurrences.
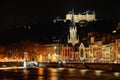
[0,68,120,80]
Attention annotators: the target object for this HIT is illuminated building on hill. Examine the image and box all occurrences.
[66,10,96,22]
[53,10,96,23]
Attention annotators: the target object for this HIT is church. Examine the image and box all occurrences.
[60,9,88,62]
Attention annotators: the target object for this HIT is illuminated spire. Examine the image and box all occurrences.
[71,9,75,27]
[68,9,79,46]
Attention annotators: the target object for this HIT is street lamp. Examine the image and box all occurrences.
[112,30,116,33]
[54,46,57,52]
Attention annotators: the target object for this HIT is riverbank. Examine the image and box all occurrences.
[0,62,120,72]
[41,62,120,72]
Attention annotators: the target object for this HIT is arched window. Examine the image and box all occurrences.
[81,49,84,57]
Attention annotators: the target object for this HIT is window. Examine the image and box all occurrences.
[81,49,84,57]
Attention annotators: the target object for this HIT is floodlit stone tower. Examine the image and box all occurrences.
[68,9,79,46]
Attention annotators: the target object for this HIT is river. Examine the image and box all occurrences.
[0,67,120,80]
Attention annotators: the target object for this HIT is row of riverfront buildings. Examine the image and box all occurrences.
[1,9,119,63]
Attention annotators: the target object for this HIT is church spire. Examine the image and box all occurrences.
[67,9,79,46]
[71,9,76,27]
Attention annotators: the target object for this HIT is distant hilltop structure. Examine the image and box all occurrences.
[66,10,96,22]
[53,10,96,23]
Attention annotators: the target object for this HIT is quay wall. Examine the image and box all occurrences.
[42,62,120,72]
[85,63,120,72]
[61,62,120,72]
[0,62,23,67]
[0,62,120,72]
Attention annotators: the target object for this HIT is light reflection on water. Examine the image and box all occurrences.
[94,70,103,76]
[0,68,120,80]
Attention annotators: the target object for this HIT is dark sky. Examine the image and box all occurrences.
[0,0,120,24]
[0,0,119,44]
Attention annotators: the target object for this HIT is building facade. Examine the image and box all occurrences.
[66,10,96,22]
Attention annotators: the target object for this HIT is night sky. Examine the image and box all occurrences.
[0,0,120,44]
[0,0,120,24]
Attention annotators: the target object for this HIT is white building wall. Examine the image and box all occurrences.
[66,11,96,22]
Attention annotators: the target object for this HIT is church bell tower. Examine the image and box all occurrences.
[68,9,79,46]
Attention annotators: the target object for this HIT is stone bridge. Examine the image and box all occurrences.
[24,61,38,68]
